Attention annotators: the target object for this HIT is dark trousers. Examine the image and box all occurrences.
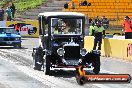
[93,36,102,50]
[0,15,4,21]
[125,32,132,39]
[7,16,11,21]
[12,12,15,18]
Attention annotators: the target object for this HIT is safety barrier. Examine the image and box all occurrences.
[2,21,132,60]
[84,36,132,60]
[5,20,39,38]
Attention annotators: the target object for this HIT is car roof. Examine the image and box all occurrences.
[38,12,85,17]
[0,27,14,29]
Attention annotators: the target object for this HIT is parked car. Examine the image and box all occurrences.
[32,12,100,75]
[0,27,21,48]
[8,23,37,35]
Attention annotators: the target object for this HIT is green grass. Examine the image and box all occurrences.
[14,0,47,11]
[0,0,47,11]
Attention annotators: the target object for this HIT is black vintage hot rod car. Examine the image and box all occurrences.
[32,12,100,75]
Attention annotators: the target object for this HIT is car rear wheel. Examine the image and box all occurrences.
[33,52,42,71]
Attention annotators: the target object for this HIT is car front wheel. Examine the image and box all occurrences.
[93,56,100,74]
[45,55,51,75]
[14,43,21,48]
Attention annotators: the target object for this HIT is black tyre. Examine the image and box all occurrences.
[45,55,51,75]
[76,68,85,85]
[93,56,100,74]
[33,52,42,71]
[76,76,86,85]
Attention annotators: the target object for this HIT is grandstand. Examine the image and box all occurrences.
[63,0,132,27]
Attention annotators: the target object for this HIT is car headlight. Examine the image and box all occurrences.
[80,48,87,56]
[57,48,65,56]
[15,38,20,41]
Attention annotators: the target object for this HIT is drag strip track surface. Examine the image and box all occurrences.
[0,38,132,88]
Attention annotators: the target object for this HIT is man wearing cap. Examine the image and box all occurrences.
[122,16,132,39]
[93,21,105,50]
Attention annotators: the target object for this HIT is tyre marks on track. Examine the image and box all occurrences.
[0,49,32,67]
[0,49,99,88]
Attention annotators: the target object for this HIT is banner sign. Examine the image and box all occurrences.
[6,20,39,37]
[76,66,131,85]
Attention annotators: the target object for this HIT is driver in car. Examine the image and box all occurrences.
[62,21,70,34]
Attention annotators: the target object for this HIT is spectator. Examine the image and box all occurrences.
[89,17,93,25]
[6,7,12,21]
[71,2,75,9]
[0,7,4,21]
[83,0,88,6]
[88,2,91,6]
[64,2,68,9]
[122,16,132,39]
[15,23,21,32]
[89,22,95,36]
[10,3,16,19]
[101,16,109,29]
[94,16,100,23]
[79,1,83,6]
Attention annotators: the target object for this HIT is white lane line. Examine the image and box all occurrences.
[0,56,84,88]
[100,69,118,74]
[0,52,111,88]
[15,66,85,88]
[0,51,129,88]
[14,67,86,88]
[93,84,111,88]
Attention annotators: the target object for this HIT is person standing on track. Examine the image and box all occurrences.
[122,16,132,39]
[93,21,105,51]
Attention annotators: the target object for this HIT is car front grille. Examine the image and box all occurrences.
[4,37,15,41]
[64,46,80,60]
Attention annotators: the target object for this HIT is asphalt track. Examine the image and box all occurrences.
[0,38,132,88]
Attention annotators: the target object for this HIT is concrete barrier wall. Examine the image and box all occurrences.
[6,20,39,38]
[84,36,132,61]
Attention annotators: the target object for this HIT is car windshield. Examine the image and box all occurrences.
[51,18,82,35]
[0,28,18,34]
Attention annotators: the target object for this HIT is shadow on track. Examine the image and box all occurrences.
[49,70,76,78]
[0,46,28,49]
[47,70,112,78]
[21,38,28,40]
